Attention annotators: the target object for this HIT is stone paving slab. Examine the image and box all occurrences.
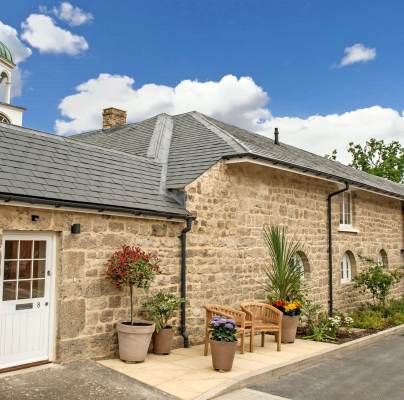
[0,361,175,400]
[216,388,290,399]
[99,335,336,400]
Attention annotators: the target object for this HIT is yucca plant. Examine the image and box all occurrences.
[263,225,303,301]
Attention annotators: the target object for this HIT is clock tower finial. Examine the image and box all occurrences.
[0,40,26,126]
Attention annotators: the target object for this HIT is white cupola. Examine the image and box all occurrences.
[0,40,25,126]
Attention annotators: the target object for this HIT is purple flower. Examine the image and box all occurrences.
[224,322,234,329]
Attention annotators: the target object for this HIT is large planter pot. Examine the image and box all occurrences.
[210,340,237,372]
[117,320,155,362]
[281,315,299,343]
[153,327,175,355]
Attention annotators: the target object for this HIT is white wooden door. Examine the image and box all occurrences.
[0,233,54,369]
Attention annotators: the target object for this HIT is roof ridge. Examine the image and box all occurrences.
[147,114,173,162]
[190,111,251,153]
[0,122,162,166]
[70,114,163,138]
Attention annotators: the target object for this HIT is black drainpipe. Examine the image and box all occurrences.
[179,216,193,347]
[327,182,349,316]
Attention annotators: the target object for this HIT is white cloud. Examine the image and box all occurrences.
[339,43,376,67]
[0,21,32,63]
[255,106,404,164]
[21,14,88,55]
[40,2,93,27]
[55,74,270,134]
[0,20,32,97]
[55,73,404,164]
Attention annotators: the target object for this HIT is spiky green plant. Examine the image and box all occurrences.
[263,225,303,301]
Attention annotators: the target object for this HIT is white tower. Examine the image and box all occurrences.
[0,41,25,126]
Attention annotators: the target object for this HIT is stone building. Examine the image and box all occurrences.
[0,41,403,370]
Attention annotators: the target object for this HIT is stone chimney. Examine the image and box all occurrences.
[102,107,127,129]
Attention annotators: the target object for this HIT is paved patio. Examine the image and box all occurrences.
[99,335,337,400]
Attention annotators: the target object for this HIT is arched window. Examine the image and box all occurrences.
[0,112,10,124]
[377,249,388,267]
[293,251,310,280]
[341,251,355,283]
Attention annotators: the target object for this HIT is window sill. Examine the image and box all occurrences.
[338,226,360,234]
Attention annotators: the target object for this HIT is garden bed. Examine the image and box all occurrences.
[298,295,404,344]
[297,327,375,344]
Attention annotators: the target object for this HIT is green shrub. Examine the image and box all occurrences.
[143,292,184,332]
[353,262,403,308]
[350,309,388,330]
[303,312,353,342]
[385,296,404,316]
[387,312,404,326]
[384,296,404,326]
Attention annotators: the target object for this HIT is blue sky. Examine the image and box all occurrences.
[1,1,404,161]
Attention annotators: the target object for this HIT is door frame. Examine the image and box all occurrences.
[1,231,57,366]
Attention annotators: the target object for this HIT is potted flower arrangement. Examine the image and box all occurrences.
[263,225,304,344]
[272,299,302,343]
[107,245,160,363]
[209,316,237,372]
[143,291,184,355]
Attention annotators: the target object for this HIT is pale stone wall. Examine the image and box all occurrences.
[184,161,403,343]
[0,161,402,361]
[0,205,184,362]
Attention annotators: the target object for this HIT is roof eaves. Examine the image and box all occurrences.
[0,191,190,220]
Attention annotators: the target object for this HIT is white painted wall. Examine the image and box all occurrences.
[0,103,23,126]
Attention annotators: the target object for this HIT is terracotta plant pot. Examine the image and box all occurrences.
[281,315,299,343]
[116,320,155,362]
[153,327,175,355]
[210,340,237,372]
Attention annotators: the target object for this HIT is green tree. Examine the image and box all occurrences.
[324,149,337,161]
[348,139,404,183]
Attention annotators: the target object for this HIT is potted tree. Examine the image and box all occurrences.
[107,245,160,363]
[143,292,184,355]
[209,316,237,372]
[263,225,304,343]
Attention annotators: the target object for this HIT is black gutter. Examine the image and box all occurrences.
[179,216,194,348]
[222,153,404,201]
[0,192,189,220]
[327,182,349,316]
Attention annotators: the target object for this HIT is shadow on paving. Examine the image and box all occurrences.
[251,332,404,400]
[0,361,176,400]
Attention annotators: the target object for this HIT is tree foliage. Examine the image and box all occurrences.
[348,139,404,183]
[324,139,403,183]
[354,261,403,308]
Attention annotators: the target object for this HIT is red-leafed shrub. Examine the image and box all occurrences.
[106,245,160,325]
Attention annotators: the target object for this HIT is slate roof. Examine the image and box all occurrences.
[203,114,404,199]
[1,111,402,218]
[0,123,188,217]
[73,111,404,200]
